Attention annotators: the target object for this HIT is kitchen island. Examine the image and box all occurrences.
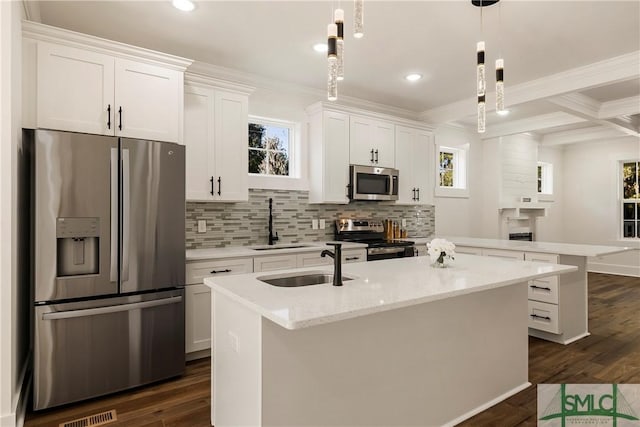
[205,254,576,427]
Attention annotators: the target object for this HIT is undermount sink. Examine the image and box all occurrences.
[251,244,312,251]
[257,271,354,287]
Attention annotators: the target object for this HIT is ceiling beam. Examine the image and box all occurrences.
[599,96,640,119]
[541,126,624,146]
[480,112,586,140]
[420,50,640,124]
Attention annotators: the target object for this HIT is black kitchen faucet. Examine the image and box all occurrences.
[268,198,279,245]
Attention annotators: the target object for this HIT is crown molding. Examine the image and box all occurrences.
[22,1,41,22]
[185,72,255,95]
[188,61,422,122]
[421,50,640,124]
[22,20,193,71]
[599,96,640,119]
[480,112,586,140]
[541,125,623,146]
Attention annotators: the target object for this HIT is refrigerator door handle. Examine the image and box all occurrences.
[122,148,131,282]
[42,296,183,321]
[110,148,119,282]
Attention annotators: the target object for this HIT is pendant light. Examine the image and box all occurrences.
[327,23,338,101]
[496,58,505,113]
[335,8,345,81]
[472,0,499,133]
[478,95,486,133]
[477,41,486,97]
[354,0,364,38]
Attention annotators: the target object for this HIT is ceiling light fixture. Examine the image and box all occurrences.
[335,8,345,81]
[495,2,506,114]
[172,0,195,12]
[327,22,338,101]
[313,43,328,53]
[354,0,364,38]
[497,109,510,116]
[472,0,500,133]
[405,73,423,82]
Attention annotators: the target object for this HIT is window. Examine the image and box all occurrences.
[537,162,553,195]
[248,118,293,177]
[622,160,640,239]
[438,146,467,190]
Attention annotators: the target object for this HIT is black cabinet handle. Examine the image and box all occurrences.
[530,285,552,291]
[210,269,231,274]
[107,104,111,129]
[118,106,122,131]
[412,188,416,201]
[345,256,360,261]
[210,176,215,196]
[217,177,222,196]
[370,149,374,163]
[530,314,551,321]
[374,149,379,163]
[416,188,420,201]
[346,183,351,198]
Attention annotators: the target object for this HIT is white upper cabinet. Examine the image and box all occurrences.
[395,125,434,205]
[307,106,350,204]
[184,76,251,202]
[24,22,191,143]
[349,115,395,168]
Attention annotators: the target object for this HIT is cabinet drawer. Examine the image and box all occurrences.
[528,276,559,304]
[524,252,559,264]
[186,257,253,284]
[254,255,297,272]
[528,300,561,334]
[342,248,366,263]
[296,252,333,268]
[482,249,524,260]
[455,246,483,256]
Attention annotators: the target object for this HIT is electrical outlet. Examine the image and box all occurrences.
[319,219,326,229]
[401,219,407,227]
[228,331,239,353]
[312,219,319,230]
[197,220,207,233]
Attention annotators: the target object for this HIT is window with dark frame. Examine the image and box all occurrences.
[248,121,291,177]
[622,161,640,239]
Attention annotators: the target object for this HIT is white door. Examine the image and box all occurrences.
[349,116,375,166]
[37,42,115,135]
[323,111,350,203]
[185,284,212,353]
[372,120,395,168]
[394,126,416,204]
[115,58,182,143]
[413,130,433,205]
[184,85,216,200]
[214,91,249,202]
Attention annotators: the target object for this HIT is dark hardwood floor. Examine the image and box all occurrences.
[25,272,640,427]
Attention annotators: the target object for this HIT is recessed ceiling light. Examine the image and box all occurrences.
[313,43,328,53]
[497,109,510,116]
[405,73,423,82]
[172,0,195,12]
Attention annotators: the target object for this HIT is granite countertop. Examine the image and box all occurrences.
[204,254,576,330]
[186,241,368,261]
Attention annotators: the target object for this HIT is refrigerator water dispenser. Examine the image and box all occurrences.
[56,217,100,277]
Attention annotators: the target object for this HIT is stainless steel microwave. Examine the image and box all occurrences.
[349,165,399,201]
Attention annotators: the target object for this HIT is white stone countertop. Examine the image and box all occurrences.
[205,254,576,330]
[406,236,630,258]
[186,241,368,261]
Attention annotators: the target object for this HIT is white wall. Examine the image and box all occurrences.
[0,2,28,426]
[562,137,640,276]
[433,125,483,237]
[536,145,564,242]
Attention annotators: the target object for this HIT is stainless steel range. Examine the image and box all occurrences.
[335,219,415,261]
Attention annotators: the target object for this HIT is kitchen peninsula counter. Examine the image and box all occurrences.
[205,255,576,427]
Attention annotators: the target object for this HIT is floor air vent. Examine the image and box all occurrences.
[59,409,117,427]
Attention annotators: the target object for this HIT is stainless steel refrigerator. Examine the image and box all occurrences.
[27,129,186,410]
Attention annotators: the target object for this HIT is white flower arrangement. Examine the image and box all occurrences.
[427,238,456,266]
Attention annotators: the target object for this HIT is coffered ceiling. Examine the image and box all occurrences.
[28,0,640,144]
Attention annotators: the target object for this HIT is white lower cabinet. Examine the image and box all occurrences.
[296,248,367,267]
[455,246,483,256]
[185,257,253,358]
[253,255,298,272]
[528,300,561,334]
[482,248,524,260]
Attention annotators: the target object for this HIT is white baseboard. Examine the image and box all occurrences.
[186,348,210,362]
[0,354,31,427]
[588,261,640,277]
[443,381,532,427]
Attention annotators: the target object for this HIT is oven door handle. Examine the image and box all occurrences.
[368,247,408,255]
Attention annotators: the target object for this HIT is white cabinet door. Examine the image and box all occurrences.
[185,284,212,353]
[37,42,115,136]
[455,246,483,256]
[349,116,395,168]
[213,91,249,201]
[254,255,297,272]
[296,252,333,268]
[394,126,433,205]
[186,257,253,284]
[482,249,524,260]
[184,85,216,200]
[115,58,182,143]
[321,111,350,203]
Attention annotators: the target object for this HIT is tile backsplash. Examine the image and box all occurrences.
[186,189,435,249]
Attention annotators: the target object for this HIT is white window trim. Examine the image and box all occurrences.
[435,144,469,198]
[620,159,640,241]
[537,161,554,202]
[247,115,308,191]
